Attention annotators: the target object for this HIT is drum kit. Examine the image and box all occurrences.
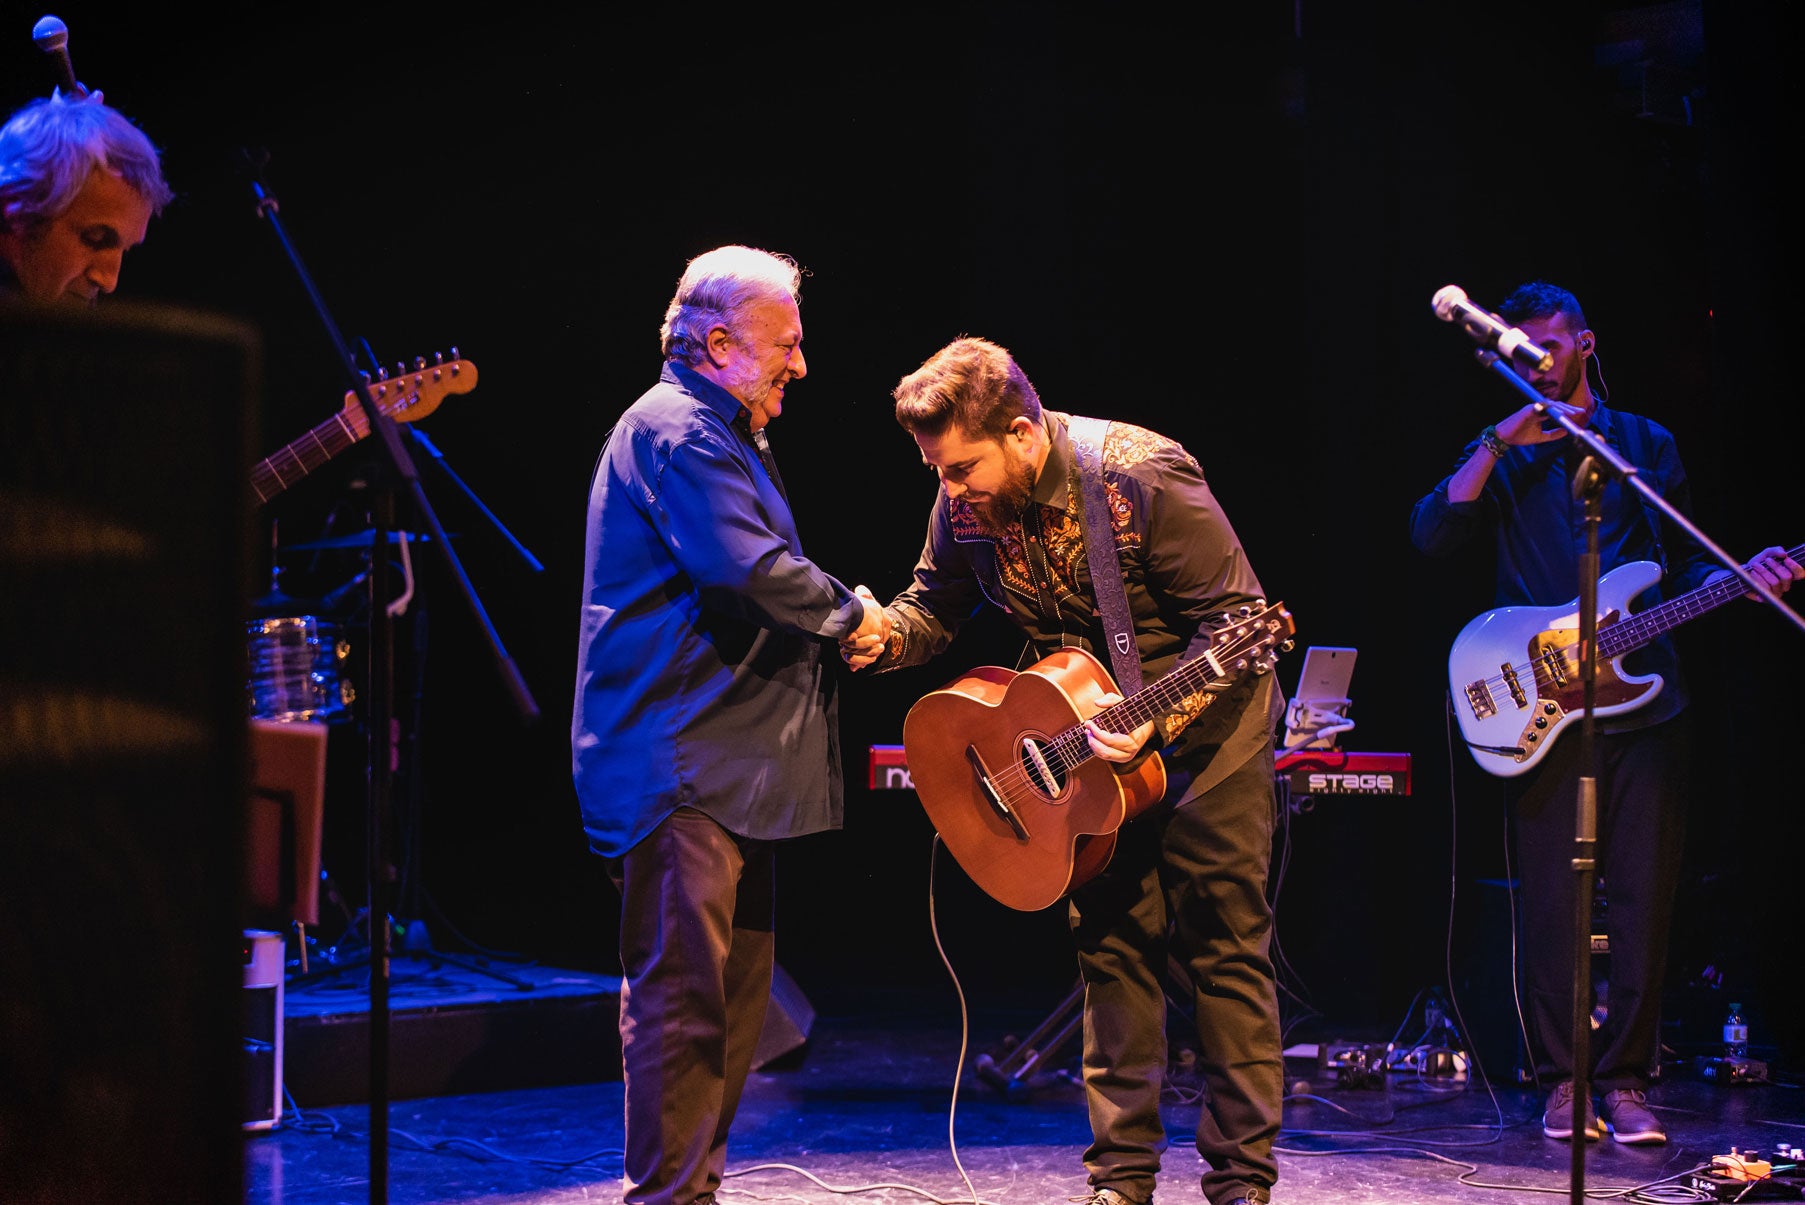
[244,529,433,725]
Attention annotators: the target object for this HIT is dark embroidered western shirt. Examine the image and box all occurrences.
[873,411,1280,798]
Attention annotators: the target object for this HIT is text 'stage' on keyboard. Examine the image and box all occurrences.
[867,745,1410,797]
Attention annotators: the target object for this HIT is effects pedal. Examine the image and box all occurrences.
[1319,1041,1390,1089]
[1688,1148,1805,1201]
[1698,1055,1771,1085]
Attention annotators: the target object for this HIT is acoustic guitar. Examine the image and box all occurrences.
[250,353,477,504]
[901,600,1294,911]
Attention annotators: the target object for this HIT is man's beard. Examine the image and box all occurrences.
[725,362,773,407]
[970,453,1038,537]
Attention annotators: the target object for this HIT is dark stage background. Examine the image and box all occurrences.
[9,2,1799,1062]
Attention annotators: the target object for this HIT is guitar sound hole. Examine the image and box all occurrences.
[1018,737,1066,797]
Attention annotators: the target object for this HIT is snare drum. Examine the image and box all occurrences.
[246,615,354,722]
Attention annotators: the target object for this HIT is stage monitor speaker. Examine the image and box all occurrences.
[1,299,262,1203]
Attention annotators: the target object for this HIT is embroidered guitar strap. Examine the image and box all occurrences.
[1067,415,1142,694]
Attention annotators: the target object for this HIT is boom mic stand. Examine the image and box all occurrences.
[1467,345,1805,1205]
[245,152,540,1205]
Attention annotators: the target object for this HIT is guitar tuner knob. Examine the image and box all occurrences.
[449,345,460,360]
[376,366,388,380]
[1279,640,1295,653]
[433,351,444,365]
[359,370,372,384]
[415,356,427,371]
[394,362,406,378]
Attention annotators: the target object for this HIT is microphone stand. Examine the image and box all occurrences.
[1470,349,1804,1205]
[246,157,540,1205]
[406,426,545,573]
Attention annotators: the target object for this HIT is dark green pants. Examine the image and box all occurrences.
[1069,745,1282,1205]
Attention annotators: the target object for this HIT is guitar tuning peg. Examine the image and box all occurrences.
[394,362,405,379]
[433,351,444,365]
[414,355,426,372]
[1279,640,1295,653]
[359,370,371,384]
[375,365,388,380]
[449,345,460,361]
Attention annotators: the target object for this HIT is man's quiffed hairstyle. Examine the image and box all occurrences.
[1498,280,1587,329]
[892,335,1042,444]
[0,93,173,235]
[660,244,802,366]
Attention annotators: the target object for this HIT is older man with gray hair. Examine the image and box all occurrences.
[572,244,884,1205]
[0,90,172,306]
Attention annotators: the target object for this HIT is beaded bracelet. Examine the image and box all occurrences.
[1479,425,1509,458]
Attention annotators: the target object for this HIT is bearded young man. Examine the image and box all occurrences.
[844,335,1285,1205]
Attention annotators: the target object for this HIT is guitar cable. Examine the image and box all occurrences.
[1444,690,1539,1095]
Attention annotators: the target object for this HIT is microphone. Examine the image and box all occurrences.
[1431,285,1553,372]
[31,14,81,97]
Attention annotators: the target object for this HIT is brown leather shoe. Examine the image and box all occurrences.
[1600,1089,1666,1144]
[1542,1080,1601,1140]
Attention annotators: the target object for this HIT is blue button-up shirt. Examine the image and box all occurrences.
[572,362,863,858]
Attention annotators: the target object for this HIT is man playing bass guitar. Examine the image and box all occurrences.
[1409,281,1800,1147]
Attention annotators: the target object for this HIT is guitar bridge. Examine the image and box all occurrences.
[1463,679,1497,720]
[965,744,1029,840]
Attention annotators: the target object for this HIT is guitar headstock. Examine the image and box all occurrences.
[1212,599,1296,677]
[343,350,479,425]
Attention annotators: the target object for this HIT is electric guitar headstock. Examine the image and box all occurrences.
[340,350,478,436]
[251,350,478,505]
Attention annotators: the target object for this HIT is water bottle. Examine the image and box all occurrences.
[1723,1003,1749,1061]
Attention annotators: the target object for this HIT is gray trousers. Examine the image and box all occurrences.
[609,806,775,1205]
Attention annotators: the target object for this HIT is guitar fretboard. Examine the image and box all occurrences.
[1599,542,1805,659]
[250,409,371,503]
[1043,605,1291,775]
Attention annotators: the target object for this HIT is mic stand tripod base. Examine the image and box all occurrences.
[286,915,535,992]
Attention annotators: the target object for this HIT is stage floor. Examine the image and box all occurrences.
[246,964,1805,1205]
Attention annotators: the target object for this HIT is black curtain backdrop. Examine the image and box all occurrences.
[10,2,1797,1059]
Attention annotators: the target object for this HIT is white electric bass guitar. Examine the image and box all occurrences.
[1449,543,1801,777]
